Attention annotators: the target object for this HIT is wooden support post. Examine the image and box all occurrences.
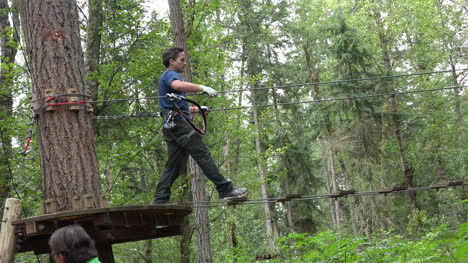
[30,94,40,111]
[67,88,80,111]
[96,241,115,263]
[0,198,22,263]
[44,199,57,214]
[85,89,93,113]
[44,88,56,111]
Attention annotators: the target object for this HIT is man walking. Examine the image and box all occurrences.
[153,47,247,204]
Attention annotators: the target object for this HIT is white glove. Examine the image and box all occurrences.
[200,106,211,115]
[200,85,218,97]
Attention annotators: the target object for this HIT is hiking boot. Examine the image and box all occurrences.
[219,188,248,200]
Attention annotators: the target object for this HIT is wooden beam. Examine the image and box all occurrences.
[0,198,22,263]
[12,204,192,254]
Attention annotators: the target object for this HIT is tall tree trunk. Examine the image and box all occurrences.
[338,157,359,235]
[17,0,102,211]
[305,45,340,230]
[373,8,418,210]
[168,1,211,262]
[0,0,17,211]
[84,0,102,101]
[251,94,277,252]
[191,159,212,263]
[329,149,341,232]
[450,66,464,175]
[317,138,337,227]
[271,87,294,233]
[231,43,246,176]
[168,0,192,82]
[179,172,192,263]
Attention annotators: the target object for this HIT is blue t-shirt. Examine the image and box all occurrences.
[158,70,188,111]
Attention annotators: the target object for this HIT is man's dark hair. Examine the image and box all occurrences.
[162,47,184,68]
[49,224,98,263]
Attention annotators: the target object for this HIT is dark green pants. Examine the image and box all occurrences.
[154,120,233,202]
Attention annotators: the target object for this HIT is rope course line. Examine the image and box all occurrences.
[216,68,468,94]
[30,69,467,107]
[91,85,466,119]
[211,85,466,112]
[187,181,466,208]
[88,68,468,102]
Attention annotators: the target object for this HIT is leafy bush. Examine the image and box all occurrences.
[272,223,467,263]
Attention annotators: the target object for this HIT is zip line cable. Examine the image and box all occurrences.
[216,68,468,95]
[93,68,468,101]
[91,85,466,119]
[211,86,466,112]
[187,182,466,208]
[29,68,467,106]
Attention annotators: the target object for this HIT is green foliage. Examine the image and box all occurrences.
[7,0,467,261]
[274,223,467,263]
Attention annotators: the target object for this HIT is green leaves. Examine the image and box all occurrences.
[275,223,467,262]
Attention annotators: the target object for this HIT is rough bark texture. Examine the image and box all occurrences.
[168,0,211,262]
[191,159,212,263]
[17,0,102,211]
[168,0,192,82]
[84,0,102,101]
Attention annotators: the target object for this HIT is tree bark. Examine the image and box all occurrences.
[84,0,102,101]
[168,0,192,82]
[191,159,212,263]
[317,138,336,227]
[17,0,102,211]
[168,1,211,262]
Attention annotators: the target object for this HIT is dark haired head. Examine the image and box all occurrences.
[49,225,98,263]
[162,47,184,68]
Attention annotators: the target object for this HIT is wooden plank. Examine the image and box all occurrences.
[0,198,22,263]
[12,204,191,225]
[95,241,114,263]
[94,225,182,244]
[12,204,192,255]
[15,234,51,254]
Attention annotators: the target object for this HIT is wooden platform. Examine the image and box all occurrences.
[12,204,192,255]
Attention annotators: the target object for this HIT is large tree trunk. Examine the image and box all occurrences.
[17,0,102,211]
[191,159,212,263]
[0,0,17,211]
[168,0,192,82]
[168,1,212,262]
[84,0,102,101]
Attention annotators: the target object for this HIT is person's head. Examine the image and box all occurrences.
[162,47,186,73]
[49,225,98,263]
